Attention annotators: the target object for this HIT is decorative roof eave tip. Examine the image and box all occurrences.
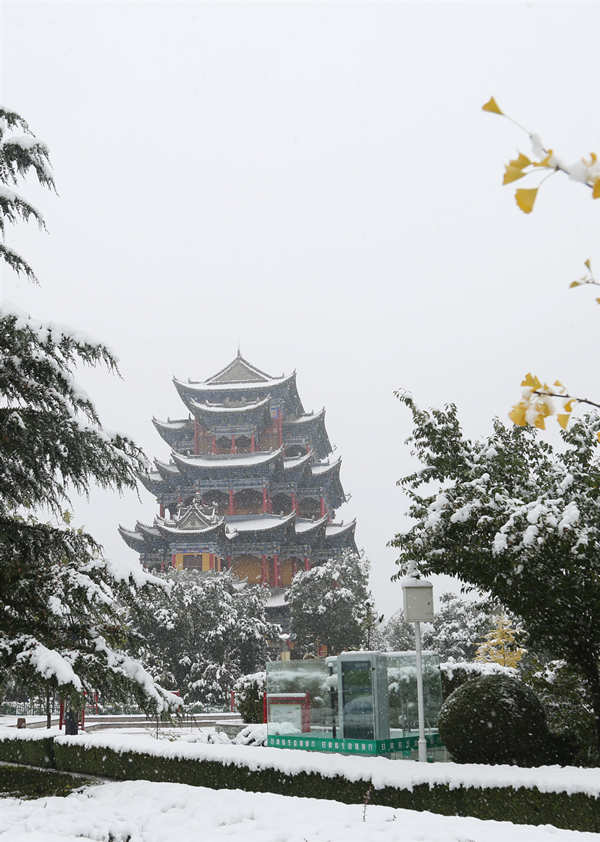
[325,518,357,538]
[283,450,313,470]
[295,514,328,535]
[154,458,182,478]
[312,456,342,477]
[152,416,189,432]
[118,524,144,540]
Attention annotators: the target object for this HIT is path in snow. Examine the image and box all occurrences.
[0,779,596,842]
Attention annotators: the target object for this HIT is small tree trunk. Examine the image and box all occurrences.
[46,686,51,729]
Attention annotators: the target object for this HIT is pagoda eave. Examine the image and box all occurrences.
[171,448,283,478]
[152,417,193,448]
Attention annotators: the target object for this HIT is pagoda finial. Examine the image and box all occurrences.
[236,342,242,358]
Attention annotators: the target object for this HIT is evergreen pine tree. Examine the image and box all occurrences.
[0,107,178,715]
[286,552,371,656]
[132,572,277,709]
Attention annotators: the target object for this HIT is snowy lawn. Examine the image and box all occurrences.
[0,779,598,842]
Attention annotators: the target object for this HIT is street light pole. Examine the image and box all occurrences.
[413,618,427,762]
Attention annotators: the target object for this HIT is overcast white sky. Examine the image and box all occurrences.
[2,1,599,618]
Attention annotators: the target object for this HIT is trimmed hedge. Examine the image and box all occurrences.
[0,734,55,768]
[52,740,600,833]
[0,763,92,799]
[2,733,600,832]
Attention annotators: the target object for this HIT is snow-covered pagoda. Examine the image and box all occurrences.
[119,352,357,598]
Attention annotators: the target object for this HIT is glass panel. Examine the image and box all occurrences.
[385,651,443,737]
[341,660,374,740]
[266,659,336,740]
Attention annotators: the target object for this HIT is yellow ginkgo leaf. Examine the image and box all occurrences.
[593,179,600,199]
[564,400,574,413]
[515,188,538,214]
[482,97,503,115]
[596,431,600,443]
[509,403,528,427]
[509,153,531,170]
[534,414,546,430]
[570,281,581,288]
[521,372,542,390]
[584,152,598,167]
[503,165,527,185]
[557,414,570,429]
[596,297,600,304]
[585,258,592,270]
[533,150,554,168]
[538,400,551,417]
[553,380,564,388]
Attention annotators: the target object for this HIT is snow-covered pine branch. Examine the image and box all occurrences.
[0,107,180,716]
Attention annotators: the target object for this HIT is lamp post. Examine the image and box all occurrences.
[401,562,434,762]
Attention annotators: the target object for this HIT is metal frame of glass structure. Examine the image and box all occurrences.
[265,650,445,759]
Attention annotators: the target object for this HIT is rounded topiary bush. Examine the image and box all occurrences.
[439,673,556,766]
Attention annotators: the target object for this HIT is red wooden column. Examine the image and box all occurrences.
[278,416,283,448]
[228,490,235,515]
[262,487,268,513]
[304,556,311,571]
[320,496,326,517]
[171,553,177,569]
[250,433,256,453]
[261,555,267,584]
[194,420,200,454]
[273,554,280,587]
[159,503,165,518]
[227,555,232,571]
[291,492,297,513]
[211,436,217,454]
[230,435,236,454]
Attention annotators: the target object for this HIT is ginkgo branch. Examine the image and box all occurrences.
[482,96,600,213]
[533,391,600,412]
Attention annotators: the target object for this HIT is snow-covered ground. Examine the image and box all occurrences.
[0,779,596,842]
[0,717,46,727]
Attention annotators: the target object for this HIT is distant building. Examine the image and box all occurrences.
[119,352,357,613]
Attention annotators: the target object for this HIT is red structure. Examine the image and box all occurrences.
[118,353,357,622]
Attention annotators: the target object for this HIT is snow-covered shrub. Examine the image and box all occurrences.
[439,660,517,699]
[439,674,572,767]
[233,724,267,746]
[520,657,597,766]
[233,672,265,723]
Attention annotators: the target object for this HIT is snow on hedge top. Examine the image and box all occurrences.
[49,730,600,798]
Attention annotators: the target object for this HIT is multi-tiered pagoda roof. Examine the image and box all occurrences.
[119,352,357,601]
